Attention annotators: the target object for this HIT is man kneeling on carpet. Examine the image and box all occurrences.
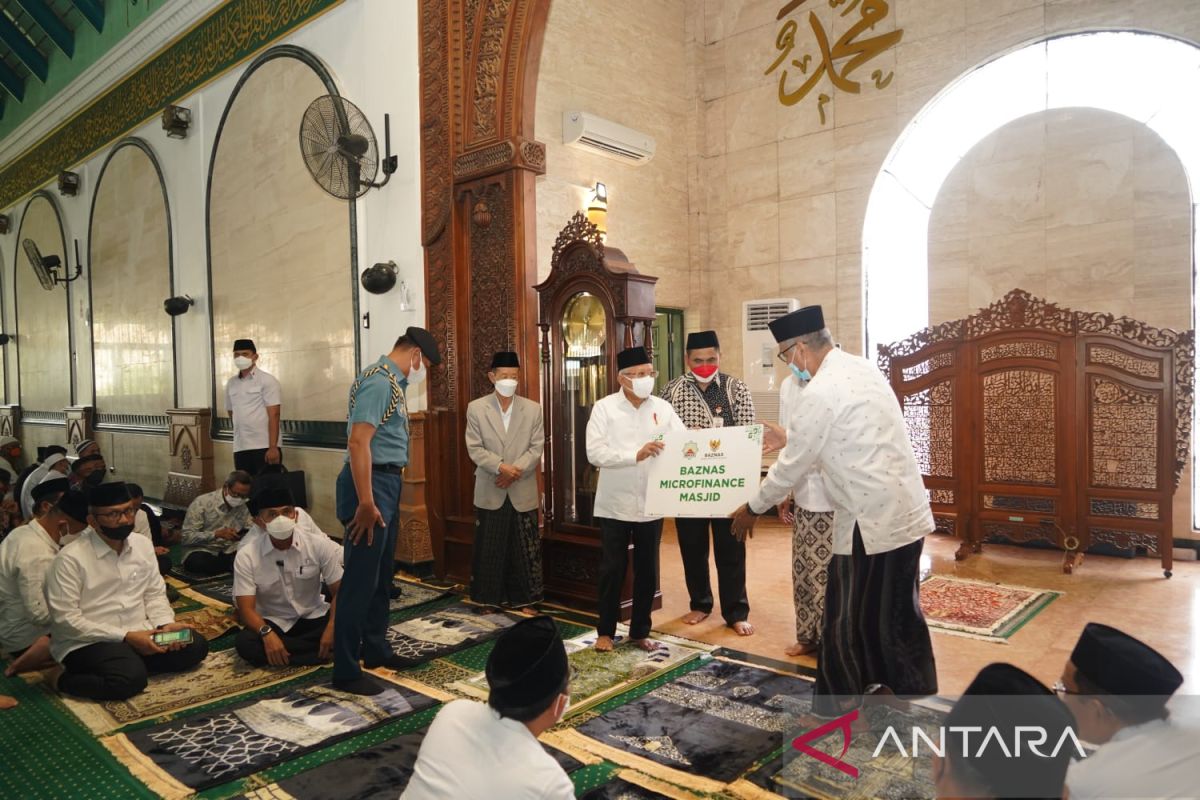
[402,615,575,799]
[233,484,341,667]
[45,482,208,701]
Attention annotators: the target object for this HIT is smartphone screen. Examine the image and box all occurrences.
[152,629,193,646]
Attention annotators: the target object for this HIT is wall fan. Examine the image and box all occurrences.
[22,238,82,290]
[300,94,397,200]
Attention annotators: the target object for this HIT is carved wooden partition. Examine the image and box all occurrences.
[879,290,1194,577]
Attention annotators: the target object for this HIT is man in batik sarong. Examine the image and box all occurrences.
[465,351,546,609]
[732,305,937,716]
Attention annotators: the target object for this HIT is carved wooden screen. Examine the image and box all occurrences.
[879,290,1194,577]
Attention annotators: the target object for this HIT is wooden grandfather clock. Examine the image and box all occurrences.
[535,212,659,617]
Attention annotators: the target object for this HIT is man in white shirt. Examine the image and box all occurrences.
[1060,623,1193,799]
[586,346,685,653]
[0,484,89,675]
[180,470,254,576]
[226,338,283,476]
[45,482,208,701]
[18,449,68,519]
[774,358,836,658]
[402,615,574,800]
[732,305,936,716]
[233,485,341,667]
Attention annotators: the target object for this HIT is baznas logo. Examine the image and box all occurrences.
[708,439,721,452]
[683,442,699,459]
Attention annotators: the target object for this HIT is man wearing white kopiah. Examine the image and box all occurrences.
[731,305,936,715]
[586,345,685,653]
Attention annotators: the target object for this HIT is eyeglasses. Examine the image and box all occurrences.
[776,344,797,364]
[1052,680,1081,696]
[624,371,659,380]
[94,507,137,523]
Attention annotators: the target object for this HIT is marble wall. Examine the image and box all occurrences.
[209,55,355,423]
[534,0,697,312]
[90,142,175,416]
[97,429,171,499]
[928,108,1192,332]
[14,194,72,410]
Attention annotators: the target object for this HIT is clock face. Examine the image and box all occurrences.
[561,292,607,358]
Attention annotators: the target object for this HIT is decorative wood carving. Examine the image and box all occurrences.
[164,408,215,508]
[397,412,434,573]
[64,406,94,447]
[420,0,550,587]
[879,289,1193,578]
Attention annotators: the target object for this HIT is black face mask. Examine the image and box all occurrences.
[99,523,134,541]
[84,471,105,487]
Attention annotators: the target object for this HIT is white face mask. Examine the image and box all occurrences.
[60,530,82,547]
[234,356,253,371]
[265,515,297,540]
[494,378,518,397]
[225,492,247,508]
[408,353,427,384]
[629,375,655,399]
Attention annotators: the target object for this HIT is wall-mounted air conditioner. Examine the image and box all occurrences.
[563,111,656,164]
[742,297,800,423]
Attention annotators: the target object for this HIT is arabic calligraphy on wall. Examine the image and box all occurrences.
[765,0,903,125]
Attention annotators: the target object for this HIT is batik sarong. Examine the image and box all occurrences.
[470,498,542,607]
[791,508,834,643]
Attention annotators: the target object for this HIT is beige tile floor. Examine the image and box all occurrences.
[650,519,1200,695]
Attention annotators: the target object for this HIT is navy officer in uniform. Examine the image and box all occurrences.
[333,326,441,695]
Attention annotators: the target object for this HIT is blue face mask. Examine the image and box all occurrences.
[790,351,811,383]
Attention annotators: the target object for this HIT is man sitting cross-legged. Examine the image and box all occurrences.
[180,470,253,576]
[0,484,90,676]
[403,615,575,800]
[233,485,341,667]
[45,482,208,701]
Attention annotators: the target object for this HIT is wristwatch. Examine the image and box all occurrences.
[258,625,272,638]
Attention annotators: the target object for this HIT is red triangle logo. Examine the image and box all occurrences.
[791,709,860,779]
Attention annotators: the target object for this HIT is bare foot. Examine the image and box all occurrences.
[630,638,659,652]
[0,695,16,710]
[731,621,755,636]
[785,641,819,657]
[6,635,53,676]
[681,610,709,625]
[594,635,614,652]
[43,665,64,692]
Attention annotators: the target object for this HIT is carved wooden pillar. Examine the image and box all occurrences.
[420,0,550,582]
[0,405,20,439]
[64,406,94,448]
[163,408,215,508]
[396,411,434,575]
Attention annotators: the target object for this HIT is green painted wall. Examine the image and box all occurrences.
[0,0,170,139]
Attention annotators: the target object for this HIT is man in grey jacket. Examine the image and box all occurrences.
[465,351,546,608]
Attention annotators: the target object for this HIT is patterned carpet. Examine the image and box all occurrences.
[919,574,1061,642]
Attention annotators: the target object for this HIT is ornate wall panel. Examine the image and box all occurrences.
[420,0,549,584]
[1090,378,1159,490]
[89,140,174,422]
[901,381,953,478]
[982,370,1057,485]
[208,49,355,434]
[14,193,72,413]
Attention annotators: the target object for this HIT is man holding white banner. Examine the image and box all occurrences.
[585,346,685,653]
[731,305,937,716]
[659,330,755,636]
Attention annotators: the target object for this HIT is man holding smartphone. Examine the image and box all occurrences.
[45,482,208,701]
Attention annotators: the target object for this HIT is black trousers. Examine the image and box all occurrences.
[674,516,750,625]
[155,552,172,575]
[234,448,282,476]
[235,614,329,667]
[181,550,235,576]
[597,517,661,640]
[59,637,209,701]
